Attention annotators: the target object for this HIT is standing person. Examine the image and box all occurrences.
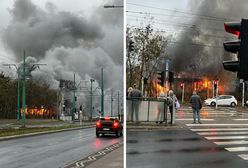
[129,84,142,123]
[167,90,178,124]
[126,87,133,121]
[189,90,202,124]
[156,92,166,124]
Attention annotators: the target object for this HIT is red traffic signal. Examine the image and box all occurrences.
[214,80,218,89]
[224,22,240,37]
[180,83,184,88]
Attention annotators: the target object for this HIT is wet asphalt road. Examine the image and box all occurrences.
[0,127,122,168]
[127,106,248,168]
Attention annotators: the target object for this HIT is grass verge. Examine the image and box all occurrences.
[0,125,85,138]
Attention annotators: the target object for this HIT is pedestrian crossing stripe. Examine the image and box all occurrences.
[225,147,248,152]
[238,154,248,160]
[176,118,214,121]
[232,119,248,121]
[205,136,248,140]
[214,141,248,145]
[188,124,248,161]
[187,124,248,127]
[197,131,248,135]
[191,128,248,131]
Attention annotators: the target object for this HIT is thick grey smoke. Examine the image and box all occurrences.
[1,0,123,116]
[169,0,248,77]
[2,0,104,59]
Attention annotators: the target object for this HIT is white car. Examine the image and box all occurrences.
[204,95,237,107]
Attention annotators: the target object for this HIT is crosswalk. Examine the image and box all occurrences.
[187,123,248,161]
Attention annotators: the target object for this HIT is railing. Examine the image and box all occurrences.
[126,97,168,124]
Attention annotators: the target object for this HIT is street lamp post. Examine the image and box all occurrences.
[22,51,26,127]
[90,79,95,120]
[101,67,104,116]
[72,73,76,122]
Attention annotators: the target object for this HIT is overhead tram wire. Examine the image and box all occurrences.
[127,2,237,21]
[167,41,223,49]
[127,15,225,32]
[127,24,236,41]
[126,10,226,22]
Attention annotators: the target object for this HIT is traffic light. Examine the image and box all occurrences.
[180,83,184,89]
[157,71,165,86]
[223,19,248,80]
[79,105,82,111]
[143,77,148,85]
[169,71,174,83]
[214,80,218,90]
[129,40,134,52]
[74,96,77,101]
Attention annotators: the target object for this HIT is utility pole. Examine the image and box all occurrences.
[90,79,95,120]
[101,67,104,116]
[17,68,20,121]
[165,60,170,96]
[111,88,113,117]
[216,80,219,109]
[22,51,26,128]
[72,73,76,122]
[117,91,120,119]
[182,83,185,104]
[3,51,46,125]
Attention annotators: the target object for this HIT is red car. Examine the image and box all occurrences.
[95,117,123,137]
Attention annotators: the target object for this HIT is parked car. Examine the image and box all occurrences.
[204,95,237,107]
[95,117,123,137]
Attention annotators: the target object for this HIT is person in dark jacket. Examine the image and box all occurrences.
[189,90,202,124]
[129,84,142,123]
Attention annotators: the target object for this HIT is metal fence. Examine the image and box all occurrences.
[126,97,168,123]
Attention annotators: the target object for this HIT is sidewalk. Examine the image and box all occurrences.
[86,146,123,168]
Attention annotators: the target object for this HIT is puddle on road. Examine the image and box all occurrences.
[127,147,225,155]
[127,140,138,143]
[155,137,203,142]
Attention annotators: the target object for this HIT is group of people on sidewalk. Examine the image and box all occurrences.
[127,84,203,124]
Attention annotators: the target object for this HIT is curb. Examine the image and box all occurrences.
[0,125,95,141]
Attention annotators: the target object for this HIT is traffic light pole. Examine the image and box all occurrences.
[182,84,185,103]
[215,81,218,109]
[241,80,245,107]
[165,60,169,96]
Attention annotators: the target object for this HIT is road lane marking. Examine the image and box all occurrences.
[238,154,248,160]
[205,136,248,140]
[191,128,248,131]
[225,147,248,152]
[214,140,248,145]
